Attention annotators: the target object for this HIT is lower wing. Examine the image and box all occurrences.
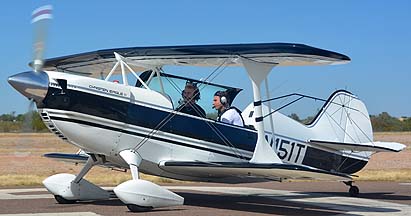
[159,161,351,181]
[43,152,123,169]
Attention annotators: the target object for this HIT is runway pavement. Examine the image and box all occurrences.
[0,181,410,216]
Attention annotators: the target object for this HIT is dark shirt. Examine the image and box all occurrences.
[176,103,206,118]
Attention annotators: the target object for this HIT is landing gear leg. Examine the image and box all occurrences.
[43,154,110,203]
[72,154,101,184]
[344,181,359,197]
[114,150,184,212]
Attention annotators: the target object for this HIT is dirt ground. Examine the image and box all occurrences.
[0,133,76,175]
[0,132,410,186]
[0,133,134,186]
[365,132,411,169]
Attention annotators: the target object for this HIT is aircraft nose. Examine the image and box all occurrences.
[8,71,49,102]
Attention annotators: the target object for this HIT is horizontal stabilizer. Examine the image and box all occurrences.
[308,140,406,152]
[44,153,88,163]
[159,161,351,181]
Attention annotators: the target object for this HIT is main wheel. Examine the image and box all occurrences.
[54,195,77,204]
[126,204,153,212]
[349,186,359,197]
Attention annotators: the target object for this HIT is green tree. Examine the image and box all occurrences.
[288,113,301,122]
[370,112,403,132]
[0,112,16,121]
[0,111,47,132]
[302,116,315,125]
[402,117,411,131]
[32,112,47,132]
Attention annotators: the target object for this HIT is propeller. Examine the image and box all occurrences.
[12,5,54,158]
[32,5,53,72]
[8,5,52,101]
[14,100,35,158]
[26,4,53,109]
[22,99,35,133]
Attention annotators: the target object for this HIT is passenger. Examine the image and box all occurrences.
[212,91,244,127]
[175,81,206,118]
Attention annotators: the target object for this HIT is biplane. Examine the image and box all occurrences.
[7,5,406,212]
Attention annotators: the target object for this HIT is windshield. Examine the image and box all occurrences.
[136,71,242,119]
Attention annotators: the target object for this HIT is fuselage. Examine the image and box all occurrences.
[36,71,368,182]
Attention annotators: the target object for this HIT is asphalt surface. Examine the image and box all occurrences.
[0,181,410,216]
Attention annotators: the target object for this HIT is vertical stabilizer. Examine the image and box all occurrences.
[308,90,373,144]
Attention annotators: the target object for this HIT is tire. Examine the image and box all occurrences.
[126,204,153,212]
[54,195,77,204]
[349,186,359,197]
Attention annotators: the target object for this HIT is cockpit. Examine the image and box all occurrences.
[135,70,242,119]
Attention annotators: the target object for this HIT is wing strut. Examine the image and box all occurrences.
[240,57,282,164]
[104,52,153,89]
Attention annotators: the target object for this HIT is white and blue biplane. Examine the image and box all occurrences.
[8,5,406,212]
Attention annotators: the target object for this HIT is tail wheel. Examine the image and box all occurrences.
[349,186,360,197]
[54,195,77,204]
[126,204,153,212]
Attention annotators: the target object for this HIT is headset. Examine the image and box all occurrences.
[182,80,200,101]
[220,95,227,105]
[214,91,229,107]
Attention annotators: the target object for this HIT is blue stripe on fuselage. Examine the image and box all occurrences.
[40,87,257,152]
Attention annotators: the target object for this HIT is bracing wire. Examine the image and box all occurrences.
[260,93,361,120]
[131,57,246,159]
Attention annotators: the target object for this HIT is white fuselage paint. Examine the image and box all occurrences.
[38,71,369,181]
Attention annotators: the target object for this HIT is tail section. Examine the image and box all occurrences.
[308,90,373,144]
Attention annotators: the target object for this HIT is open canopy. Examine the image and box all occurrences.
[38,43,350,78]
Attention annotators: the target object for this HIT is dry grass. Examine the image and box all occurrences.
[0,132,410,187]
[0,173,178,187]
[0,133,181,187]
[355,169,411,182]
[0,175,47,187]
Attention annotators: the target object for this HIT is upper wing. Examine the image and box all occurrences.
[159,161,351,181]
[39,43,350,78]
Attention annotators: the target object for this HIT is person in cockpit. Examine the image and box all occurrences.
[212,90,244,127]
[175,81,206,118]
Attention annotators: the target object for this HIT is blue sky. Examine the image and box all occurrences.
[1,1,410,117]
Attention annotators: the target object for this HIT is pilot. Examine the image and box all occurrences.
[175,81,206,118]
[212,91,244,127]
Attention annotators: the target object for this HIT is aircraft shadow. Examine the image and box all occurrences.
[89,199,185,213]
[308,191,411,202]
[80,190,404,215]
[176,191,402,216]
[84,193,344,215]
